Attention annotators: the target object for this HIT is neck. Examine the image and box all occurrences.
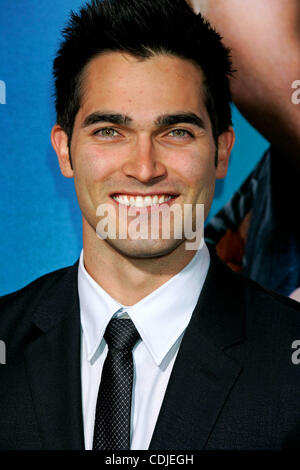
[82,220,198,305]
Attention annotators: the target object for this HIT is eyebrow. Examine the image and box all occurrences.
[82,113,132,128]
[155,112,206,130]
[81,111,205,130]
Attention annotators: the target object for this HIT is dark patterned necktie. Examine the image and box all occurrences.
[93,318,140,450]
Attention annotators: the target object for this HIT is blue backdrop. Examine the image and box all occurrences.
[0,0,269,295]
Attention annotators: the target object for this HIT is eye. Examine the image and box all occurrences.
[94,127,120,138]
[168,129,194,138]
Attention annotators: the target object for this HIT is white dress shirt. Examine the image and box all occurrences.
[78,243,210,450]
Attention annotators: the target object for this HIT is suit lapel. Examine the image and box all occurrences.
[24,262,85,450]
[22,251,245,450]
[150,252,245,450]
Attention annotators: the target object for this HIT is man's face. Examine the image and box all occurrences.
[53,52,232,259]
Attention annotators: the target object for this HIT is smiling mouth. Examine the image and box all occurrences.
[111,193,179,208]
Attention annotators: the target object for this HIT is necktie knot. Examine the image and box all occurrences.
[104,318,140,351]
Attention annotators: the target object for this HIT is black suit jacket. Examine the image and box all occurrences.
[1,250,300,450]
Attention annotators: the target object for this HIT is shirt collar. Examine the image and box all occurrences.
[78,243,210,365]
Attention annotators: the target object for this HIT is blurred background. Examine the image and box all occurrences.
[0,0,268,295]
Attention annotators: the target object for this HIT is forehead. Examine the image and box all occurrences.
[78,52,208,122]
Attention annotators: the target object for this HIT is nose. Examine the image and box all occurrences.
[122,135,167,183]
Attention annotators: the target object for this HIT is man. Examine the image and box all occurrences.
[1,0,300,450]
[189,0,300,297]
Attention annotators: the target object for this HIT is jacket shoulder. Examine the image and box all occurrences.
[212,247,300,314]
[1,264,75,304]
[0,263,79,336]
[210,250,300,338]
[238,269,300,338]
[242,271,300,312]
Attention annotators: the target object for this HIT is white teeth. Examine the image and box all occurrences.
[135,196,144,207]
[113,194,174,207]
[144,196,152,206]
[116,195,130,206]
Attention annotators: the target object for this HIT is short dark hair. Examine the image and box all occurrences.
[53,0,232,144]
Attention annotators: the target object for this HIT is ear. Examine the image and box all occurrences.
[51,124,74,178]
[216,126,235,179]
